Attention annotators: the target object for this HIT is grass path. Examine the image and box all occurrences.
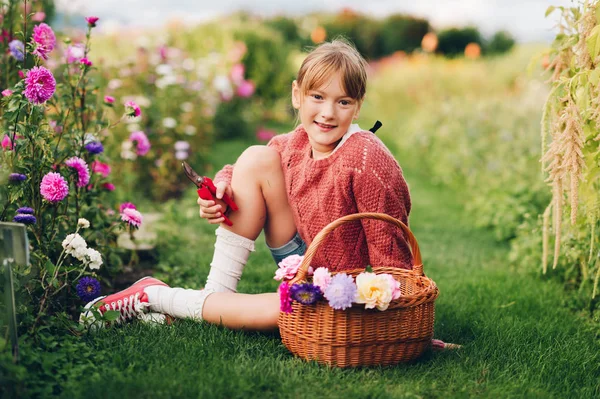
[56,137,600,398]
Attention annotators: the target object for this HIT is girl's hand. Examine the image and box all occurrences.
[197,181,233,224]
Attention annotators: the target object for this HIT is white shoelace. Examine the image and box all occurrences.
[102,292,149,323]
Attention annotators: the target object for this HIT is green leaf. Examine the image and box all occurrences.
[586,25,600,60]
[590,69,600,86]
[545,6,556,17]
[103,310,120,321]
[596,4,600,25]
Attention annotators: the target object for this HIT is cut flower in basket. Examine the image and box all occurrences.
[355,272,401,311]
[274,255,312,281]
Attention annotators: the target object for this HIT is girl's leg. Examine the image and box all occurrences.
[221,145,296,247]
[202,292,279,331]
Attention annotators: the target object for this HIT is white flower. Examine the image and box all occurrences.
[182,58,195,71]
[156,64,173,76]
[62,233,87,255]
[107,79,122,90]
[77,218,90,229]
[354,272,394,311]
[175,150,188,160]
[180,102,194,113]
[184,125,197,136]
[85,248,103,270]
[162,117,177,129]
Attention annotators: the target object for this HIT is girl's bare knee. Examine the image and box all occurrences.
[237,145,280,173]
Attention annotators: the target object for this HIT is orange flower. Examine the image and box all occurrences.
[311,26,327,44]
[464,43,481,59]
[421,32,438,53]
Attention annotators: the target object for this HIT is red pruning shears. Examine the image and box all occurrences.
[182,161,238,226]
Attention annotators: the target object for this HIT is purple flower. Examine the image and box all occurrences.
[290,283,322,305]
[129,131,150,156]
[13,214,36,225]
[76,276,101,303]
[40,172,69,202]
[8,173,26,182]
[323,273,357,310]
[16,207,34,214]
[24,66,56,104]
[8,40,24,61]
[85,142,104,155]
[65,156,90,187]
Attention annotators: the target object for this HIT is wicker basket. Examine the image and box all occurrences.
[278,212,439,367]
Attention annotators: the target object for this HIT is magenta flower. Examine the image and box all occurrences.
[2,135,14,150]
[18,70,25,79]
[80,57,92,67]
[2,89,13,97]
[91,160,111,178]
[104,95,115,104]
[236,80,255,98]
[323,273,357,310]
[121,208,142,227]
[124,101,141,118]
[129,131,150,156]
[31,23,56,59]
[119,202,136,213]
[40,172,69,202]
[102,182,115,191]
[85,16,99,27]
[279,282,293,314]
[24,66,56,104]
[65,156,90,187]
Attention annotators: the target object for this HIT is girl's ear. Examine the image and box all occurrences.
[353,100,363,120]
[291,80,301,109]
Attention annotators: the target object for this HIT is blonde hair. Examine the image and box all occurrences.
[296,39,368,101]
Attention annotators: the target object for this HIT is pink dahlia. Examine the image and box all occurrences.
[124,101,141,118]
[102,182,115,191]
[80,57,92,67]
[91,160,111,178]
[121,208,142,227]
[24,66,56,104]
[119,202,136,213]
[85,16,99,27]
[129,131,150,156]
[31,23,56,59]
[65,156,90,187]
[40,172,69,202]
[2,89,13,97]
[1,135,14,150]
[104,95,115,104]
[279,282,293,314]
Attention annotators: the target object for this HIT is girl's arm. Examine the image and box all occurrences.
[352,143,413,270]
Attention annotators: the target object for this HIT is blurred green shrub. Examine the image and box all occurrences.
[378,14,430,56]
[436,26,484,57]
[486,31,516,55]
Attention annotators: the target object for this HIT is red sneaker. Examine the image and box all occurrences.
[80,276,169,327]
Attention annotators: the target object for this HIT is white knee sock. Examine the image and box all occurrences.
[144,286,213,321]
[144,228,255,321]
[205,227,255,293]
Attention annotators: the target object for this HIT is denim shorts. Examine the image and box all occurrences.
[267,232,307,266]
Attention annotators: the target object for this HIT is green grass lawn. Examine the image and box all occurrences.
[19,135,588,398]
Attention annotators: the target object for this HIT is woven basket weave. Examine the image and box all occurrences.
[278,212,439,367]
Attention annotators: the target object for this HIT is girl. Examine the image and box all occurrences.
[81,39,413,331]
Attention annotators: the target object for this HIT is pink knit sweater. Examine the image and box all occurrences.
[214,125,413,272]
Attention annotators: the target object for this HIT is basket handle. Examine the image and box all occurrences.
[291,212,423,284]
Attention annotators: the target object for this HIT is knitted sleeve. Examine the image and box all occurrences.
[213,132,291,186]
[352,140,413,269]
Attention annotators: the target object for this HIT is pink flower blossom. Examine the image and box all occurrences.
[104,95,115,104]
[129,131,150,156]
[32,12,46,22]
[80,57,92,67]
[236,80,255,98]
[24,66,56,104]
[2,135,14,150]
[119,202,136,213]
[2,89,13,97]
[65,156,90,187]
[121,208,143,227]
[230,63,245,84]
[124,100,141,118]
[31,23,56,59]
[279,282,293,314]
[274,255,312,281]
[384,274,402,300]
[66,43,85,63]
[85,16,99,27]
[18,70,25,79]
[102,182,115,191]
[312,267,332,291]
[40,172,69,202]
[256,127,276,142]
[91,160,111,178]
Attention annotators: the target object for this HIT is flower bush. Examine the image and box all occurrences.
[0,12,144,332]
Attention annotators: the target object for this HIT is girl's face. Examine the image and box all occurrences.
[292,70,362,160]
